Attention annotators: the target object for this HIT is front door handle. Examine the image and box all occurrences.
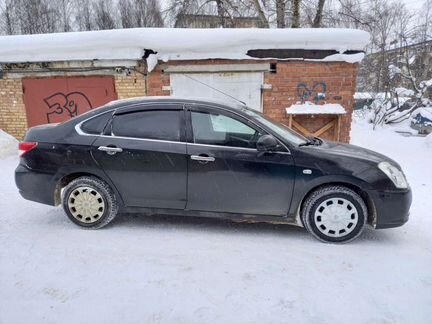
[98,146,123,155]
[190,155,215,163]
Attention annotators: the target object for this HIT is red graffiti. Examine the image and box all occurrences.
[44,92,93,124]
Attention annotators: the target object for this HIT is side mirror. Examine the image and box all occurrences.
[256,134,279,152]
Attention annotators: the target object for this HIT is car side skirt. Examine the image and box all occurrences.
[120,206,301,226]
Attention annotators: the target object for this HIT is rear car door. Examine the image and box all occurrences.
[185,105,296,216]
[91,104,187,209]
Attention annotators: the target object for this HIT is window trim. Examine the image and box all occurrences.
[75,111,186,145]
[187,142,260,152]
[109,105,186,143]
[186,104,290,154]
[99,134,187,145]
[76,103,187,143]
[79,111,114,136]
[75,110,115,136]
[75,101,290,154]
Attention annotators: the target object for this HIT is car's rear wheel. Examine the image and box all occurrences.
[62,176,119,229]
[301,185,367,243]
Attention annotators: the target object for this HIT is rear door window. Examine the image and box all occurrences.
[80,111,112,134]
[112,109,183,142]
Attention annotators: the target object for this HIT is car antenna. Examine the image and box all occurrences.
[181,74,247,106]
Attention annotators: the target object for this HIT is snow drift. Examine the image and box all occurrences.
[0,129,18,158]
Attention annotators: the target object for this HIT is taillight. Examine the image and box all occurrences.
[19,142,38,157]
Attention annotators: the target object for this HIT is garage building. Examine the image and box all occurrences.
[0,28,369,142]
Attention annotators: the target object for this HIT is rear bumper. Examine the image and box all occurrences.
[15,163,56,206]
[367,187,412,229]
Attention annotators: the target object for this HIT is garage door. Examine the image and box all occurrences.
[170,72,263,111]
[22,76,117,127]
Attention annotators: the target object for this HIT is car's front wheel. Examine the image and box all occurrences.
[301,185,367,243]
[62,176,119,229]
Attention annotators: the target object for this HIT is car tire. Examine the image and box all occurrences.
[62,176,119,229]
[301,185,367,243]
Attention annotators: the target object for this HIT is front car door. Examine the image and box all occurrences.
[91,104,187,209]
[185,105,296,216]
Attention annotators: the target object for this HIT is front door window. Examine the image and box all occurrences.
[191,111,262,149]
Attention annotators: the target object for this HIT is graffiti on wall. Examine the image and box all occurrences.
[44,92,93,124]
[297,82,327,104]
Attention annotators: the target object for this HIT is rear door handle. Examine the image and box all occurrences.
[98,146,123,155]
[190,155,215,162]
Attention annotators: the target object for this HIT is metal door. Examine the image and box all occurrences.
[22,76,117,127]
[170,72,263,111]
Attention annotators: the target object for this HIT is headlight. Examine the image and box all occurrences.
[378,162,408,189]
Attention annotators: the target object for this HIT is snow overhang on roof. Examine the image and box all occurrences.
[286,103,347,115]
[0,28,370,70]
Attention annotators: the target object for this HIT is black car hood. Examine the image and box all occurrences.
[310,140,396,165]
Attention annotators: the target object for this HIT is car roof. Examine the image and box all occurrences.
[103,96,247,111]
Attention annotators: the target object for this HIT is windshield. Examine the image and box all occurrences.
[240,107,308,146]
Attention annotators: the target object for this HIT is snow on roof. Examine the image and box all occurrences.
[286,102,346,115]
[354,92,376,100]
[354,92,402,100]
[412,107,432,121]
[0,28,369,68]
[103,95,245,109]
[395,87,415,97]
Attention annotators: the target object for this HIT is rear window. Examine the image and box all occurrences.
[111,110,182,141]
[80,112,112,135]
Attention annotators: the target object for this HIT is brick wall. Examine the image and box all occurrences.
[263,61,358,143]
[0,79,27,139]
[114,70,146,99]
[146,69,170,96]
[147,59,358,143]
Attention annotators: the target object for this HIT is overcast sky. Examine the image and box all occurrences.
[401,0,426,10]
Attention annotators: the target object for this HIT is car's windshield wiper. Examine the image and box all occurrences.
[299,136,322,147]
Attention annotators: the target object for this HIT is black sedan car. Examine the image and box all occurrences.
[15,97,411,243]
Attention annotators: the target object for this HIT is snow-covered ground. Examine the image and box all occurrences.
[1,119,431,324]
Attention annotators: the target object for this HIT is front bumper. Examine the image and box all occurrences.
[367,187,412,229]
[15,163,57,206]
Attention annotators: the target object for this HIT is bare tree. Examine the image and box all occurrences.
[312,0,325,27]
[215,0,227,27]
[55,0,73,32]
[1,0,17,34]
[93,0,117,30]
[9,0,58,34]
[166,0,269,28]
[291,0,300,28]
[252,0,270,28]
[118,0,135,28]
[118,0,164,28]
[275,0,287,28]
[417,0,432,43]
[337,0,373,29]
[75,0,93,31]
[139,0,164,27]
